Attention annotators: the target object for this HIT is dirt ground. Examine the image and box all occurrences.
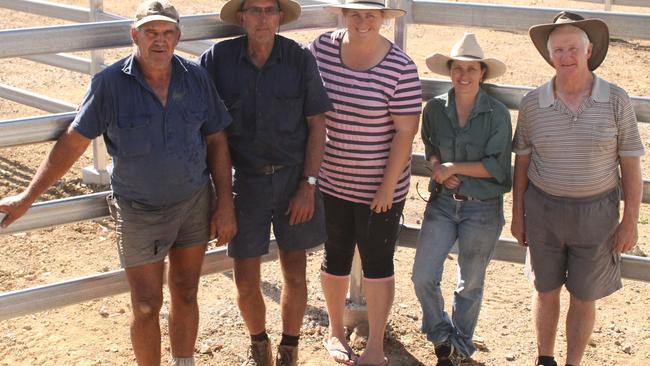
[1,1,650,365]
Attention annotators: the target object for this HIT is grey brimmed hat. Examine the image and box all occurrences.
[219,0,302,26]
[425,33,507,80]
[529,11,609,71]
[324,0,406,19]
[134,0,180,28]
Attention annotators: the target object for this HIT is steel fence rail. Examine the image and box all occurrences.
[0,192,110,236]
[411,1,650,40]
[0,83,77,113]
[0,112,75,148]
[1,225,648,321]
[0,0,90,23]
[575,0,650,7]
[22,53,100,75]
[421,79,650,123]
[0,6,334,59]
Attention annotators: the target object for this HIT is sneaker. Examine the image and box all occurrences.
[275,345,298,366]
[242,339,273,366]
[434,342,462,366]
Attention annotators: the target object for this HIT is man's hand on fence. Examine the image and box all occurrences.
[0,193,32,228]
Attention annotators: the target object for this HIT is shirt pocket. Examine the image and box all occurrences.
[115,114,152,158]
[591,123,618,155]
[183,107,208,147]
[437,138,455,163]
[465,143,485,162]
[273,87,305,134]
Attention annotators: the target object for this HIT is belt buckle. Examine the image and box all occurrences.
[262,165,275,175]
[452,193,467,202]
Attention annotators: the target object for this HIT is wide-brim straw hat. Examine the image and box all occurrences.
[219,0,301,26]
[324,0,406,19]
[425,33,507,80]
[529,11,609,71]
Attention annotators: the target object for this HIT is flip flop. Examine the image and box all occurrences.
[352,356,389,366]
[323,337,357,365]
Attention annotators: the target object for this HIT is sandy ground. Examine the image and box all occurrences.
[1,1,650,365]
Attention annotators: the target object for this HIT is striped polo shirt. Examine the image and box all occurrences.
[310,32,422,204]
[513,75,644,198]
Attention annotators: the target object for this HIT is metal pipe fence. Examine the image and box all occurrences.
[1,0,649,325]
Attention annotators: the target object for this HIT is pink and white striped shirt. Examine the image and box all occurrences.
[311,32,422,205]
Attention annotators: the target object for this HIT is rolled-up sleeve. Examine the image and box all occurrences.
[482,105,512,184]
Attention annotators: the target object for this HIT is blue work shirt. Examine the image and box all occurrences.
[422,88,512,200]
[199,35,332,172]
[72,54,232,206]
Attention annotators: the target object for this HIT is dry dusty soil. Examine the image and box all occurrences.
[1,0,650,365]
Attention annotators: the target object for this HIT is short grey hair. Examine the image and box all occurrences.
[546,24,590,54]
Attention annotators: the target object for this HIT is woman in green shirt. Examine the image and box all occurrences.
[411,33,512,366]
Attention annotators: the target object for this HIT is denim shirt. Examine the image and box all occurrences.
[199,35,332,172]
[422,88,512,200]
[72,54,231,206]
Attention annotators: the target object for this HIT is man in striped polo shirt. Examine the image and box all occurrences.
[512,12,644,366]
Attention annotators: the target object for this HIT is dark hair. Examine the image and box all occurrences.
[447,59,488,83]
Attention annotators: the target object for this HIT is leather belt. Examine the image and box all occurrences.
[258,164,285,175]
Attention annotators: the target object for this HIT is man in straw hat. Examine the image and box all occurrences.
[512,11,643,366]
[0,1,236,365]
[412,32,511,366]
[199,0,331,365]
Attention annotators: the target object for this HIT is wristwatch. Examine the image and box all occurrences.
[302,176,318,185]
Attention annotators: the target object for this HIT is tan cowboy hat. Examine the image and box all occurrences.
[425,33,507,80]
[219,0,301,26]
[324,0,406,19]
[529,11,609,71]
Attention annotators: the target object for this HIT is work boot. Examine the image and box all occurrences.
[435,342,462,366]
[275,344,298,366]
[242,339,273,366]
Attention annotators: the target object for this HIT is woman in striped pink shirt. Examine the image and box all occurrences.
[311,1,422,364]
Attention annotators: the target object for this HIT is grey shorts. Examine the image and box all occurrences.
[107,184,213,268]
[227,165,326,258]
[524,184,621,301]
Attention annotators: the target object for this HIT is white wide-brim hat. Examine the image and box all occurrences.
[324,0,406,19]
[220,0,302,26]
[425,33,507,80]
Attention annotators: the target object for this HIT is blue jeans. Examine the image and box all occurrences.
[411,194,504,358]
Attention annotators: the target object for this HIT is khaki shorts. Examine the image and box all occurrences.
[107,184,213,268]
[524,184,621,301]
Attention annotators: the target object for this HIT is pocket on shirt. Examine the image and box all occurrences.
[438,139,454,163]
[115,115,152,158]
[465,143,484,162]
[591,124,617,153]
[183,108,208,146]
[274,87,305,134]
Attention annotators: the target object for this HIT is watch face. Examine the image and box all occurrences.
[306,176,317,185]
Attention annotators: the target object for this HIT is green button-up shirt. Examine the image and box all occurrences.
[422,88,512,200]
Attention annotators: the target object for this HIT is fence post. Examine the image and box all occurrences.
[392,0,411,50]
[81,0,111,185]
[344,248,368,337]
[604,0,613,11]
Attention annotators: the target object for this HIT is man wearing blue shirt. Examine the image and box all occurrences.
[0,2,235,365]
[199,0,331,364]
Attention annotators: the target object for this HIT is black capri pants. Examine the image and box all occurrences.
[321,192,405,279]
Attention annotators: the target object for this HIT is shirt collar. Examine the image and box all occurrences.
[121,54,188,79]
[538,73,610,108]
[443,87,493,119]
[237,35,283,67]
